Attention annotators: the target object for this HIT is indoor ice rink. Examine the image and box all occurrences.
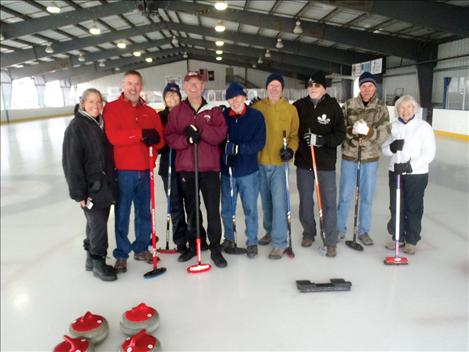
[1,1,468,351]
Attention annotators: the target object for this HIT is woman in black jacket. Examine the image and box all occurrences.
[63,88,117,281]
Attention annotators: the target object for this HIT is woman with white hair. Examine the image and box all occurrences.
[381,95,436,254]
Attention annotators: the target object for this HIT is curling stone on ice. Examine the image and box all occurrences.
[68,311,109,344]
[119,329,161,352]
[120,303,160,336]
[53,335,94,352]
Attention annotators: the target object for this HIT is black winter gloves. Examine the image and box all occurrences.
[280,147,294,162]
[390,139,404,153]
[142,129,161,146]
[394,161,412,175]
[185,124,201,144]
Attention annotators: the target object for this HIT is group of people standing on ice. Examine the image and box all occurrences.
[62,68,435,282]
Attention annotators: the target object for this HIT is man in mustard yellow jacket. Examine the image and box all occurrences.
[253,73,299,259]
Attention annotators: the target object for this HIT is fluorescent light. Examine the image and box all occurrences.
[215,21,225,32]
[265,49,271,58]
[46,5,60,14]
[293,20,303,34]
[133,51,141,57]
[216,56,222,61]
[117,41,126,49]
[216,50,223,55]
[145,57,153,63]
[45,44,54,54]
[89,24,101,35]
[214,1,227,10]
[215,40,224,47]
[276,38,284,49]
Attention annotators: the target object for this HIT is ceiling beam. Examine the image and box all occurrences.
[1,23,165,67]
[1,1,137,40]
[319,0,469,37]
[155,0,425,59]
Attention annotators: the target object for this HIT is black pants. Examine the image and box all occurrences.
[387,172,428,245]
[179,171,222,253]
[83,206,110,258]
[160,173,207,248]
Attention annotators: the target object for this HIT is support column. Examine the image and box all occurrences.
[417,62,436,124]
[33,76,46,108]
[1,70,12,123]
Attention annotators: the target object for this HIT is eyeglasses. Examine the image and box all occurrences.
[307,82,322,88]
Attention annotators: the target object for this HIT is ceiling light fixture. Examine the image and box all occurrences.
[265,49,271,58]
[276,38,284,49]
[145,57,153,63]
[117,41,126,49]
[45,43,54,54]
[46,3,61,14]
[114,66,120,72]
[133,51,141,57]
[216,56,222,61]
[183,52,188,59]
[214,21,225,32]
[293,20,303,34]
[215,40,224,47]
[214,1,228,11]
[257,57,263,64]
[78,53,85,62]
[98,60,105,67]
[172,36,179,45]
[89,23,101,35]
[215,50,223,55]
[252,64,257,68]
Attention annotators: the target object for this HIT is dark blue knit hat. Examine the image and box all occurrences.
[225,82,247,100]
[358,72,377,87]
[265,73,284,89]
[163,82,181,99]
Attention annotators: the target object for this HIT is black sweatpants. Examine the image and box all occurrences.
[387,172,428,245]
[179,171,222,253]
[83,206,111,258]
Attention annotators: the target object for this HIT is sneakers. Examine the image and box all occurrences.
[92,258,117,281]
[177,248,196,262]
[358,233,374,246]
[211,251,228,268]
[268,247,285,260]
[246,245,258,258]
[385,240,405,250]
[258,234,272,246]
[326,246,336,257]
[301,237,314,247]
[134,250,155,264]
[403,243,416,255]
[114,258,127,273]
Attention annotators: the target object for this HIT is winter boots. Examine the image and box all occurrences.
[91,257,117,282]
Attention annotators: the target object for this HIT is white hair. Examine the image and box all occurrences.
[394,95,420,117]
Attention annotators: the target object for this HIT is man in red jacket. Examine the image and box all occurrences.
[104,70,165,273]
[165,71,228,268]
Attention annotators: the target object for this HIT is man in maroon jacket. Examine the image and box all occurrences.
[104,70,165,273]
[165,71,228,268]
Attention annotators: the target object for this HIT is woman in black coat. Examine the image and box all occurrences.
[63,88,117,281]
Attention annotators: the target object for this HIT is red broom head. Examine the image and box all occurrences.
[187,263,212,274]
[384,256,409,265]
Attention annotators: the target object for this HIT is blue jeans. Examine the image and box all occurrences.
[259,165,288,249]
[337,159,378,236]
[113,170,151,259]
[221,171,260,246]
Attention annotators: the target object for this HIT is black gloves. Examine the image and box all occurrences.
[225,155,238,167]
[184,124,201,144]
[390,139,404,154]
[394,161,412,175]
[280,147,294,162]
[142,129,161,146]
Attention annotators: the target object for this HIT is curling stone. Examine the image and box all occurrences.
[68,311,109,344]
[119,329,161,352]
[120,303,159,336]
[53,335,94,352]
